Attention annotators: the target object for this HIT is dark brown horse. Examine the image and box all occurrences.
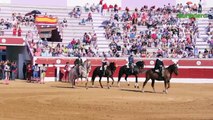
[91,62,116,89]
[117,61,145,88]
[142,64,179,94]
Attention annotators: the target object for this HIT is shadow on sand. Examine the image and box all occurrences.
[120,88,164,94]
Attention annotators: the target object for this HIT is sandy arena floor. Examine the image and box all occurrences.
[0,80,213,120]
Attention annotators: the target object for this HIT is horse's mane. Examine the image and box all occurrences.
[167,64,178,73]
[136,61,145,68]
[108,62,116,71]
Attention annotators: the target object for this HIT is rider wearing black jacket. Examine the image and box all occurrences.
[154,54,164,78]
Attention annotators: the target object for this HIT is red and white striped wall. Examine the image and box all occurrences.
[33,57,213,83]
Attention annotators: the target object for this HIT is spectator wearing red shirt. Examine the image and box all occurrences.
[132,8,138,25]
[99,0,103,5]
[26,63,32,82]
[63,62,70,82]
[12,26,17,36]
[17,27,22,36]
[71,38,76,45]
[102,3,108,16]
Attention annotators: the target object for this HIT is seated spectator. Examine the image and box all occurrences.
[62,18,68,27]
[90,3,96,12]
[79,18,86,25]
[85,3,90,12]
[76,8,81,18]
[69,8,76,18]
[0,24,5,36]
[86,12,93,22]
[114,13,119,22]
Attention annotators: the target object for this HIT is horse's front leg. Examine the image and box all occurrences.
[151,79,156,93]
[85,77,88,89]
[110,76,115,87]
[99,76,103,88]
[167,80,170,89]
[107,77,110,89]
[134,75,139,88]
[163,80,168,94]
[142,77,150,93]
[125,74,130,86]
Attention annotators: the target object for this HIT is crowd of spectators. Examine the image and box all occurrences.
[102,2,212,58]
[1,1,212,58]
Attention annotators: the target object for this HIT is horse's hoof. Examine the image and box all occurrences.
[163,90,168,94]
[142,90,144,93]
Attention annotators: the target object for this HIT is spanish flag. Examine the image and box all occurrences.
[35,16,58,24]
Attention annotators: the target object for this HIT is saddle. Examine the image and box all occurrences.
[152,69,164,79]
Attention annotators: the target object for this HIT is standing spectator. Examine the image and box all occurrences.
[198,0,202,13]
[26,30,33,41]
[11,62,17,80]
[40,64,47,84]
[0,61,4,80]
[26,63,32,82]
[32,64,40,82]
[102,3,108,16]
[22,62,26,80]
[12,26,17,36]
[87,12,93,22]
[18,27,22,36]
[99,0,103,5]
[63,62,70,82]
[4,61,10,85]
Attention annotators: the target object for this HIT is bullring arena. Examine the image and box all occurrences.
[0,0,213,119]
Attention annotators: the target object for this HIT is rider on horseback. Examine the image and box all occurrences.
[74,54,83,77]
[102,55,109,75]
[154,54,164,78]
[128,54,134,73]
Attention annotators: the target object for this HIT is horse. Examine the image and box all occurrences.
[69,59,91,89]
[91,62,116,89]
[117,61,145,88]
[142,64,179,94]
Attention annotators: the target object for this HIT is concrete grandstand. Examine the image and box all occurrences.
[0,0,212,81]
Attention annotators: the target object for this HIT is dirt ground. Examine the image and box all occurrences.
[0,80,213,120]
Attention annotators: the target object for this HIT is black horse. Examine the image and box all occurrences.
[117,61,145,88]
[142,64,179,94]
[91,62,116,89]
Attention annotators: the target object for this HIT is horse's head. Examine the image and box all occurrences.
[168,64,179,75]
[136,61,145,69]
[109,62,116,71]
